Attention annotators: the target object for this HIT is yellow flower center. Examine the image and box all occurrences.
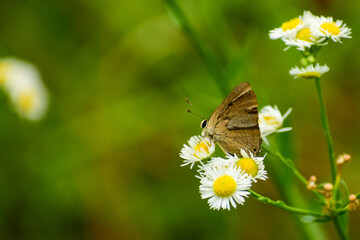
[213,175,237,197]
[236,158,258,177]
[193,141,210,158]
[297,72,321,79]
[321,22,340,35]
[281,18,302,31]
[262,116,280,125]
[18,91,36,113]
[0,63,10,84]
[296,28,312,41]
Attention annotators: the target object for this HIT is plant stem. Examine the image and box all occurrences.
[334,217,350,240]
[262,144,325,202]
[250,190,327,219]
[314,77,336,182]
[314,77,349,240]
[165,0,229,96]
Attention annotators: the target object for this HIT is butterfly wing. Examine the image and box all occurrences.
[205,82,261,156]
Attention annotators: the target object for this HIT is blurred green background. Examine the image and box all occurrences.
[0,0,359,239]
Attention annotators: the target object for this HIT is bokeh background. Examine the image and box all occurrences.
[0,0,359,239]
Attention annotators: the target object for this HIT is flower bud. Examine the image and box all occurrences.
[323,183,333,199]
[336,153,351,166]
[348,194,359,211]
[307,175,317,190]
[307,56,316,64]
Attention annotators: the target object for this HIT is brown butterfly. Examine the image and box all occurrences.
[201,82,262,156]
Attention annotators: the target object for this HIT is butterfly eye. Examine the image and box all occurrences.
[200,119,208,129]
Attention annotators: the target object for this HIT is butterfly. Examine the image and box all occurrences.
[201,82,262,156]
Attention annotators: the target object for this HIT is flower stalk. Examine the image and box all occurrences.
[314,77,337,183]
[250,190,328,219]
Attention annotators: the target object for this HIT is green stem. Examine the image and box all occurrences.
[334,173,342,200]
[262,144,325,202]
[165,0,229,96]
[334,217,350,240]
[315,77,349,240]
[250,190,327,219]
[314,77,336,182]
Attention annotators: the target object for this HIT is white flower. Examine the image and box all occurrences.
[180,135,215,169]
[259,105,292,143]
[282,37,314,51]
[0,58,49,121]
[282,27,327,51]
[197,156,231,173]
[269,11,315,40]
[290,63,329,79]
[312,16,351,43]
[280,12,329,51]
[199,165,251,210]
[199,150,267,183]
[228,150,267,183]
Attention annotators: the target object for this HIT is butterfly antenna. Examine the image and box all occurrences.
[185,98,206,119]
[186,109,205,119]
[185,98,192,106]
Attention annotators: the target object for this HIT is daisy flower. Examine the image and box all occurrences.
[199,165,251,210]
[197,156,231,173]
[312,16,351,43]
[282,26,327,51]
[269,11,315,40]
[259,105,292,143]
[0,58,49,121]
[228,150,267,183]
[290,63,329,79]
[180,135,215,169]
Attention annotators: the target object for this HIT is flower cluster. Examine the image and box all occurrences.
[270,11,351,80]
[180,135,267,210]
[270,11,351,51]
[0,58,49,121]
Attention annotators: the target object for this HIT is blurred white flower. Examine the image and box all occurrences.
[180,135,215,169]
[312,16,351,43]
[270,11,351,51]
[0,58,49,121]
[282,26,327,51]
[259,105,292,144]
[269,11,315,40]
[290,63,329,79]
[199,165,251,210]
